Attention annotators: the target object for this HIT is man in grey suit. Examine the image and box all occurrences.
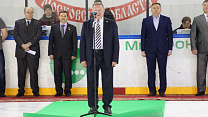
[14,7,42,97]
[191,0,208,96]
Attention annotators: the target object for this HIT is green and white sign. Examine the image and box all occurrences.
[50,48,86,83]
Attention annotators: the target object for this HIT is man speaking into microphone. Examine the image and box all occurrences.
[80,0,119,114]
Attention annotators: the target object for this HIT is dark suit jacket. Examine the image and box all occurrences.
[14,18,42,59]
[80,18,119,68]
[141,15,173,54]
[48,23,78,59]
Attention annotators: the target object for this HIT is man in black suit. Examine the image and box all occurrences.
[14,7,42,97]
[80,0,119,114]
[48,11,77,97]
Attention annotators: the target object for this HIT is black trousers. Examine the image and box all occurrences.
[146,51,168,93]
[87,50,113,109]
[0,50,5,94]
[17,54,39,93]
[54,58,72,95]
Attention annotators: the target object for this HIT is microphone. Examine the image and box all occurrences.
[93,11,98,15]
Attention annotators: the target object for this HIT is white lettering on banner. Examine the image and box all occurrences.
[57,5,63,13]
[51,2,56,11]
[127,5,134,17]
[76,10,81,21]
[36,0,158,23]
[69,9,75,19]
[132,3,139,14]
[81,11,86,21]
[114,8,120,20]
[121,7,127,18]
[138,0,145,11]
[63,6,68,11]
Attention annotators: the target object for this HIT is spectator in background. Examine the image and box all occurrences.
[90,8,115,21]
[0,17,8,97]
[173,16,191,34]
[39,4,60,26]
[104,8,115,21]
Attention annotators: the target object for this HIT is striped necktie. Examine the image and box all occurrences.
[95,21,101,49]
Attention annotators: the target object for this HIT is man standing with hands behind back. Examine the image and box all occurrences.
[191,0,208,96]
[14,7,42,97]
[141,3,173,97]
[80,0,119,114]
[48,11,77,97]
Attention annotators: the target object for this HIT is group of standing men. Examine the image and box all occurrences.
[0,0,208,115]
[13,7,78,97]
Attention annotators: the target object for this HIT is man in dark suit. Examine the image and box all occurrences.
[80,0,119,114]
[191,0,208,96]
[141,3,173,97]
[0,17,8,97]
[14,7,42,97]
[48,11,77,97]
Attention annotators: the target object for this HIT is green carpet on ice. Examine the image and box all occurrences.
[23,100,165,117]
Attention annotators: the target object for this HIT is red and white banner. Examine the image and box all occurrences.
[35,0,158,23]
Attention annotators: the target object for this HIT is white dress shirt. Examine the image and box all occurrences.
[153,14,160,31]
[25,19,31,26]
[204,13,208,23]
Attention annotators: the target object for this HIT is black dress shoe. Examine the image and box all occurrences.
[33,92,40,97]
[54,93,62,97]
[88,107,95,114]
[0,93,6,97]
[16,93,24,97]
[195,91,205,96]
[147,92,156,96]
[104,107,112,114]
[65,93,71,97]
[159,92,166,97]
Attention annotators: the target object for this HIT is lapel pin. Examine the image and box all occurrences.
[106,21,108,23]
[68,27,70,30]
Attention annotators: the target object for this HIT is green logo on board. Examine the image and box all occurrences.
[50,48,86,83]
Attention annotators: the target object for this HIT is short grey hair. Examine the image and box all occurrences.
[92,2,104,9]
[24,7,34,12]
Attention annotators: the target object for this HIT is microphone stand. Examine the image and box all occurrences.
[80,13,112,117]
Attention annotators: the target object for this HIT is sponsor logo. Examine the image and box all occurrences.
[50,48,86,83]
[36,0,158,23]
[126,39,191,51]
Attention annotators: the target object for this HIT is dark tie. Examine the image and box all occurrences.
[61,25,65,38]
[27,21,30,31]
[95,21,101,49]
